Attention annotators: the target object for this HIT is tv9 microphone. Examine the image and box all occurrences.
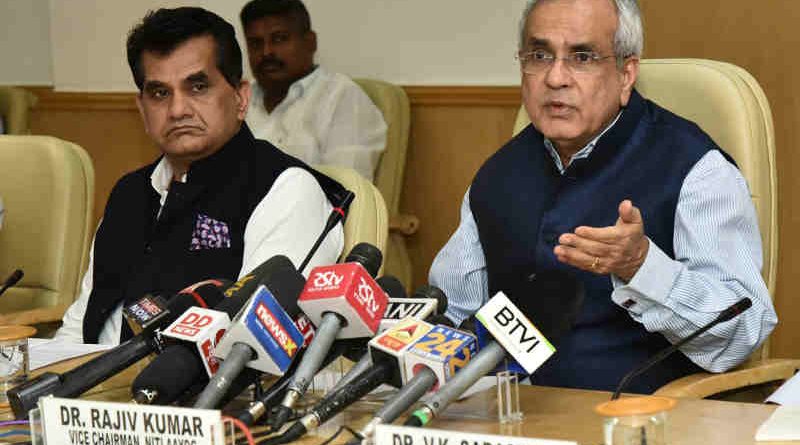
[7,279,230,418]
[611,297,753,400]
[271,243,386,428]
[331,282,451,399]
[0,269,23,298]
[405,292,555,427]
[130,255,304,406]
[354,324,477,442]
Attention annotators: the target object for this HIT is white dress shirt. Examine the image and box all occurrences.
[246,67,387,181]
[55,158,344,345]
[429,129,777,373]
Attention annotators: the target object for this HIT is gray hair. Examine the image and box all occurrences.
[518,0,643,62]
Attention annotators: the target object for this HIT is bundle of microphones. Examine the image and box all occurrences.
[2,193,756,445]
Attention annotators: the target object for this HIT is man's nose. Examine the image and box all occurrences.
[168,91,193,120]
[544,58,573,88]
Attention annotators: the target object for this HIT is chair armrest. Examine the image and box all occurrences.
[654,358,800,399]
[0,306,68,326]
[389,213,420,236]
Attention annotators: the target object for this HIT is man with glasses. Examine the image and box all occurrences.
[429,0,776,393]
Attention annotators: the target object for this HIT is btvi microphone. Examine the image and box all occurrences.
[0,269,23,298]
[405,292,554,427]
[611,297,753,400]
[272,243,387,429]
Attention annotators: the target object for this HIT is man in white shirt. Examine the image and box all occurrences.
[55,7,343,345]
[241,0,387,181]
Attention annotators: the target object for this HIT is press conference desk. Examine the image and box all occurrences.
[3,354,790,445]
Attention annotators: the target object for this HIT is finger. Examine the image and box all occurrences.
[558,233,613,257]
[554,244,603,273]
[618,200,643,225]
[573,224,623,242]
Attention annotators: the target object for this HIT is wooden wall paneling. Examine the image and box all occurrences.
[639,0,800,360]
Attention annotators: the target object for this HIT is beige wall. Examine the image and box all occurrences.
[0,0,52,85]
[12,0,800,359]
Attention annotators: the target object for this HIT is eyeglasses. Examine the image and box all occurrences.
[516,49,616,74]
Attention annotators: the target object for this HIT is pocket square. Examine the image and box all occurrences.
[190,213,231,251]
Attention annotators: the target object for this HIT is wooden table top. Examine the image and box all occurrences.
[1,353,791,445]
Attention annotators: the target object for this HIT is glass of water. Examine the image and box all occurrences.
[0,325,36,407]
[594,396,676,445]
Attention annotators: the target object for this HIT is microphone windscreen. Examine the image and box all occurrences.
[132,345,204,405]
[716,298,753,323]
[376,275,407,300]
[412,285,448,315]
[6,269,23,286]
[344,243,382,278]
[216,255,304,318]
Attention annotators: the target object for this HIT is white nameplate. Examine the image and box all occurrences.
[475,292,554,374]
[37,397,223,445]
[375,424,577,445]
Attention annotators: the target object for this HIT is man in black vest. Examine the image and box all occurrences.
[430,0,776,392]
[55,7,344,344]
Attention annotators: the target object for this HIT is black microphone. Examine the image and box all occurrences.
[130,255,304,407]
[611,297,753,400]
[298,191,354,273]
[0,269,24,298]
[6,279,230,418]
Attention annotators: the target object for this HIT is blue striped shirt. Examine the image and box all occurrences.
[429,140,777,373]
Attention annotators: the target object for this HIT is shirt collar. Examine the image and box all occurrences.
[543,111,623,174]
[150,157,186,206]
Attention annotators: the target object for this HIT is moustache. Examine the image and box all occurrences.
[258,57,285,71]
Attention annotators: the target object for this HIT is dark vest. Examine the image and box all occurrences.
[84,124,346,343]
[470,90,726,393]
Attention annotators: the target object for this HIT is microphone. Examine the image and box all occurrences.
[233,274,407,426]
[611,297,753,400]
[130,255,304,407]
[0,269,24,298]
[298,191,354,273]
[193,284,306,409]
[404,292,555,427]
[355,324,477,442]
[267,317,441,445]
[7,279,230,418]
[271,243,387,428]
[334,282,451,398]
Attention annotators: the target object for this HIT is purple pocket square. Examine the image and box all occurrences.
[190,214,231,250]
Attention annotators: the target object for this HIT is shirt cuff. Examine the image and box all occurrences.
[610,238,682,315]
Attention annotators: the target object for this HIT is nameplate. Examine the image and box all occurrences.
[375,424,577,445]
[37,397,223,445]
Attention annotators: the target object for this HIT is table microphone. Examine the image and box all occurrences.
[0,269,24,298]
[611,297,753,400]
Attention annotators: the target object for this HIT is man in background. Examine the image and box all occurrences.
[430,0,776,393]
[56,7,344,344]
[241,0,387,181]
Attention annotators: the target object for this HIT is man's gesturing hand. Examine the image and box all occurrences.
[553,200,649,282]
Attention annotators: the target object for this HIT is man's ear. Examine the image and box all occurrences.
[235,80,251,120]
[306,30,317,54]
[135,94,150,135]
[619,56,640,107]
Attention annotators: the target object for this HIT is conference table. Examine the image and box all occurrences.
[0,353,791,445]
